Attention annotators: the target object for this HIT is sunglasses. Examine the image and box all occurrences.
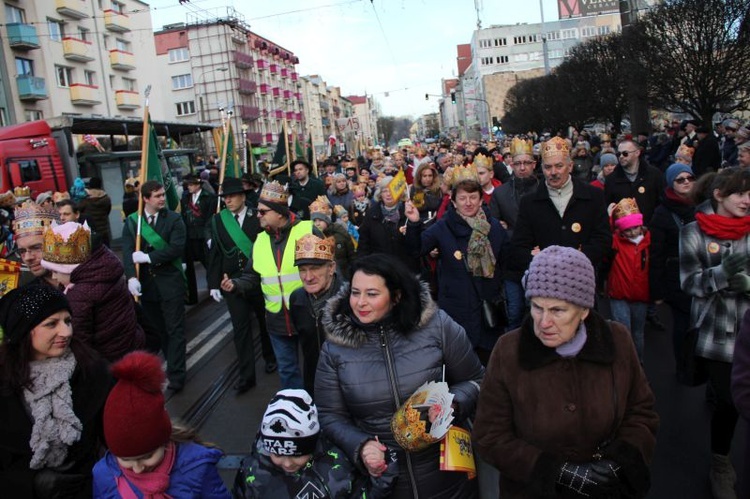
[674,175,696,184]
[616,150,637,157]
[256,209,272,216]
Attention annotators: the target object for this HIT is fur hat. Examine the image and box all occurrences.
[260,389,319,456]
[523,246,595,309]
[103,351,172,457]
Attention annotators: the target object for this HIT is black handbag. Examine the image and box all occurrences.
[481,295,507,330]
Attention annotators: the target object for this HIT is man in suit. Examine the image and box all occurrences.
[123,180,187,392]
[181,173,216,269]
[207,177,277,394]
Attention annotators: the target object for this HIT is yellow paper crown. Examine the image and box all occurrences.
[309,195,332,216]
[472,153,492,170]
[541,137,570,160]
[42,223,91,264]
[510,137,534,157]
[450,164,479,186]
[13,201,58,239]
[294,233,335,263]
[259,180,289,205]
[612,198,641,220]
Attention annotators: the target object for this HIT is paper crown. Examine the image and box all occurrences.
[259,180,289,205]
[42,222,91,265]
[612,198,641,220]
[52,192,70,203]
[472,153,492,170]
[450,164,479,186]
[294,233,335,263]
[13,201,58,239]
[333,205,348,218]
[13,186,30,198]
[676,143,695,160]
[541,137,571,160]
[510,137,534,157]
[309,195,332,216]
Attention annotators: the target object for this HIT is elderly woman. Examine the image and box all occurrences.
[316,253,484,499]
[0,285,111,498]
[474,246,658,499]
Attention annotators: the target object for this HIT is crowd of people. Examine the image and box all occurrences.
[0,118,749,498]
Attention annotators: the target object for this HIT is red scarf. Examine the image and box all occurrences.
[117,442,176,499]
[695,212,750,240]
[664,187,694,206]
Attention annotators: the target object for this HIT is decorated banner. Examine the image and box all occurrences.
[0,258,21,298]
[440,426,476,478]
[335,116,361,134]
[387,170,407,202]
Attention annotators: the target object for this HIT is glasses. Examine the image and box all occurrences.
[256,209,272,216]
[18,244,43,256]
[674,175,696,184]
[512,160,536,167]
[616,150,637,157]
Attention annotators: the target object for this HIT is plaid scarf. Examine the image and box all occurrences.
[458,209,496,278]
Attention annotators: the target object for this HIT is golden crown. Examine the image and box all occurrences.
[676,143,695,160]
[472,153,492,170]
[294,233,335,263]
[309,195,332,216]
[42,223,91,265]
[510,137,534,157]
[541,137,571,160]
[612,198,641,220]
[259,180,289,205]
[450,164,479,186]
[13,186,30,197]
[13,201,58,239]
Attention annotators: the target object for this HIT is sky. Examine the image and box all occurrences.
[147,0,562,118]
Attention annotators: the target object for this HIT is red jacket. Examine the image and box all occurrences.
[608,230,651,302]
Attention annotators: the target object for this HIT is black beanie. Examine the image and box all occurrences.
[0,285,71,345]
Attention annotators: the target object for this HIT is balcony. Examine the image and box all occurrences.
[295,112,302,121]
[320,101,330,111]
[233,51,254,69]
[259,83,269,95]
[115,90,139,109]
[272,87,280,98]
[63,37,94,62]
[333,105,341,115]
[321,117,330,126]
[69,84,101,106]
[231,32,246,45]
[269,64,278,75]
[7,24,40,50]
[109,50,135,70]
[274,109,283,119]
[56,0,89,19]
[283,89,292,100]
[237,105,260,120]
[256,60,267,71]
[291,72,298,81]
[280,68,289,79]
[265,133,273,143]
[296,92,303,101]
[16,75,47,101]
[104,9,130,32]
[237,79,257,95]
[248,132,263,145]
[285,111,294,121]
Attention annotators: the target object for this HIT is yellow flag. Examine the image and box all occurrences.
[388,170,407,202]
[439,426,476,478]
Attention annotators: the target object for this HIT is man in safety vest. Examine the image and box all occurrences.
[234,180,317,389]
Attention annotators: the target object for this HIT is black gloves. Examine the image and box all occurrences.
[556,459,621,497]
[722,252,746,276]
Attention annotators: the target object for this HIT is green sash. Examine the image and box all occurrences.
[128,213,185,280]
[219,209,252,259]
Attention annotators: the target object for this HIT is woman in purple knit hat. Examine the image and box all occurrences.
[473,245,659,499]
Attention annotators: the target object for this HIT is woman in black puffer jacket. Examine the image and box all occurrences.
[315,253,484,499]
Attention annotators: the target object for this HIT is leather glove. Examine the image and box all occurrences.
[722,252,746,276]
[132,250,151,264]
[210,289,223,302]
[556,460,620,497]
[728,273,750,293]
[128,277,142,297]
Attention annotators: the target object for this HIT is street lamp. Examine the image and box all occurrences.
[197,67,228,123]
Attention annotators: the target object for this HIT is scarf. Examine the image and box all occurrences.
[118,441,176,499]
[664,187,694,206]
[353,198,369,213]
[381,202,401,224]
[23,349,81,469]
[459,209,496,278]
[695,212,750,241]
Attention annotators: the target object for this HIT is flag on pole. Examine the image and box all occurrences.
[305,132,314,165]
[144,116,180,211]
[294,133,305,161]
[271,124,288,167]
[212,123,241,178]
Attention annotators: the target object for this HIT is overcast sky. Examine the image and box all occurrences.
[146,0,562,118]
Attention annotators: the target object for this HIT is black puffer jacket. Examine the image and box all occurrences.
[315,283,484,499]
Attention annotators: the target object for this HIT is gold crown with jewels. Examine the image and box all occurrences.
[42,223,91,264]
[294,233,335,262]
[259,180,289,205]
[510,137,534,157]
[541,137,571,160]
[13,200,58,238]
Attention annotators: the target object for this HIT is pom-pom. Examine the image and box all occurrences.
[110,351,165,394]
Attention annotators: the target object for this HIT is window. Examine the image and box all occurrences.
[102,34,110,49]
[109,75,115,89]
[528,34,539,43]
[56,66,73,87]
[5,5,25,24]
[498,55,509,64]
[15,159,42,181]
[171,74,193,89]
[111,0,125,14]
[547,31,561,41]
[481,57,494,65]
[561,29,577,39]
[168,47,190,63]
[115,39,130,52]
[24,110,43,122]
[598,25,611,35]
[581,27,596,37]
[513,35,527,44]
[175,101,196,116]
[0,108,7,127]
[494,38,507,46]
[48,19,65,42]
[84,70,96,86]
[16,58,34,76]
[78,27,89,42]
[122,77,136,91]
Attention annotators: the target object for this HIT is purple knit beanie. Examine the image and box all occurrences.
[523,245,595,309]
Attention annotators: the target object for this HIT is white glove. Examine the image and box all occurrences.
[128,277,142,297]
[206,239,212,250]
[132,251,151,264]
[210,289,223,302]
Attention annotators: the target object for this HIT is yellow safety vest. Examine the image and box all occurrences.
[252,221,312,313]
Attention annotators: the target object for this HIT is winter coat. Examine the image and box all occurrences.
[328,190,354,212]
[679,199,750,363]
[233,432,397,499]
[649,192,695,311]
[473,312,659,499]
[67,245,146,363]
[608,230,651,303]
[290,177,327,220]
[692,133,722,177]
[0,352,111,499]
[731,309,750,498]
[604,160,664,223]
[325,223,355,280]
[316,283,484,499]
[92,442,229,498]
[507,178,611,280]
[357,201,417,269]
[405,204,510,351]
[78,189,112,245]
[489,175,539,238]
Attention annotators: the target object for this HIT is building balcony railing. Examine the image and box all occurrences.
[333,105,341,114]
[280,68,289,79]
[233,51,254,69]
[115,89,139,109]
[272,87,281,98]
[104,9,130,33]
[248,132,263,145]
[296,92,303,101]
[282,89,292,100]
[256,60,267,71]
[237,105,260,120]
[265,132,273,143]
[320,101,330,111]
[237,78,257,95]
[17,75,47,101]
[7,24,40,50]
[295,112,302,121]
[259,83,269,95]
[63,37,94,62]
[69,83,101,106]
[274,109,283,119]
[109,50,135,70]
[56,0,89,19]
[269,64,278,75]
[291,72,299,81]
[285,111,294,121]
[321,117,330,126]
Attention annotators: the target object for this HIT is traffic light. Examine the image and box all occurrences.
[425,93,429,101]
[450,90,456,104]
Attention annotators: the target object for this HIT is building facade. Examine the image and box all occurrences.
[345,94,379,149]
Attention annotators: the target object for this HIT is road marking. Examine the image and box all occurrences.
[186,311,232,371]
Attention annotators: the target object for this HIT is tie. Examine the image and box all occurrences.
[235,214,240,225]
[148,215,155,227]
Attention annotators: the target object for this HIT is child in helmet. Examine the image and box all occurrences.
[233,389,397,499]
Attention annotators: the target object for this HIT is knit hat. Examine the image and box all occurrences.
[35,191,53,205]
[103,351,172,457]
[523,246,595,309]
[0,285,70,345]
[260,389,319,456]
[310,211,331,226]
[665,163,694,187]
[333,205,348,220]
[600,153,618,168]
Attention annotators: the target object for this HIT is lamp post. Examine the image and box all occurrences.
[241,122,249,173]
[197,67,228,123]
